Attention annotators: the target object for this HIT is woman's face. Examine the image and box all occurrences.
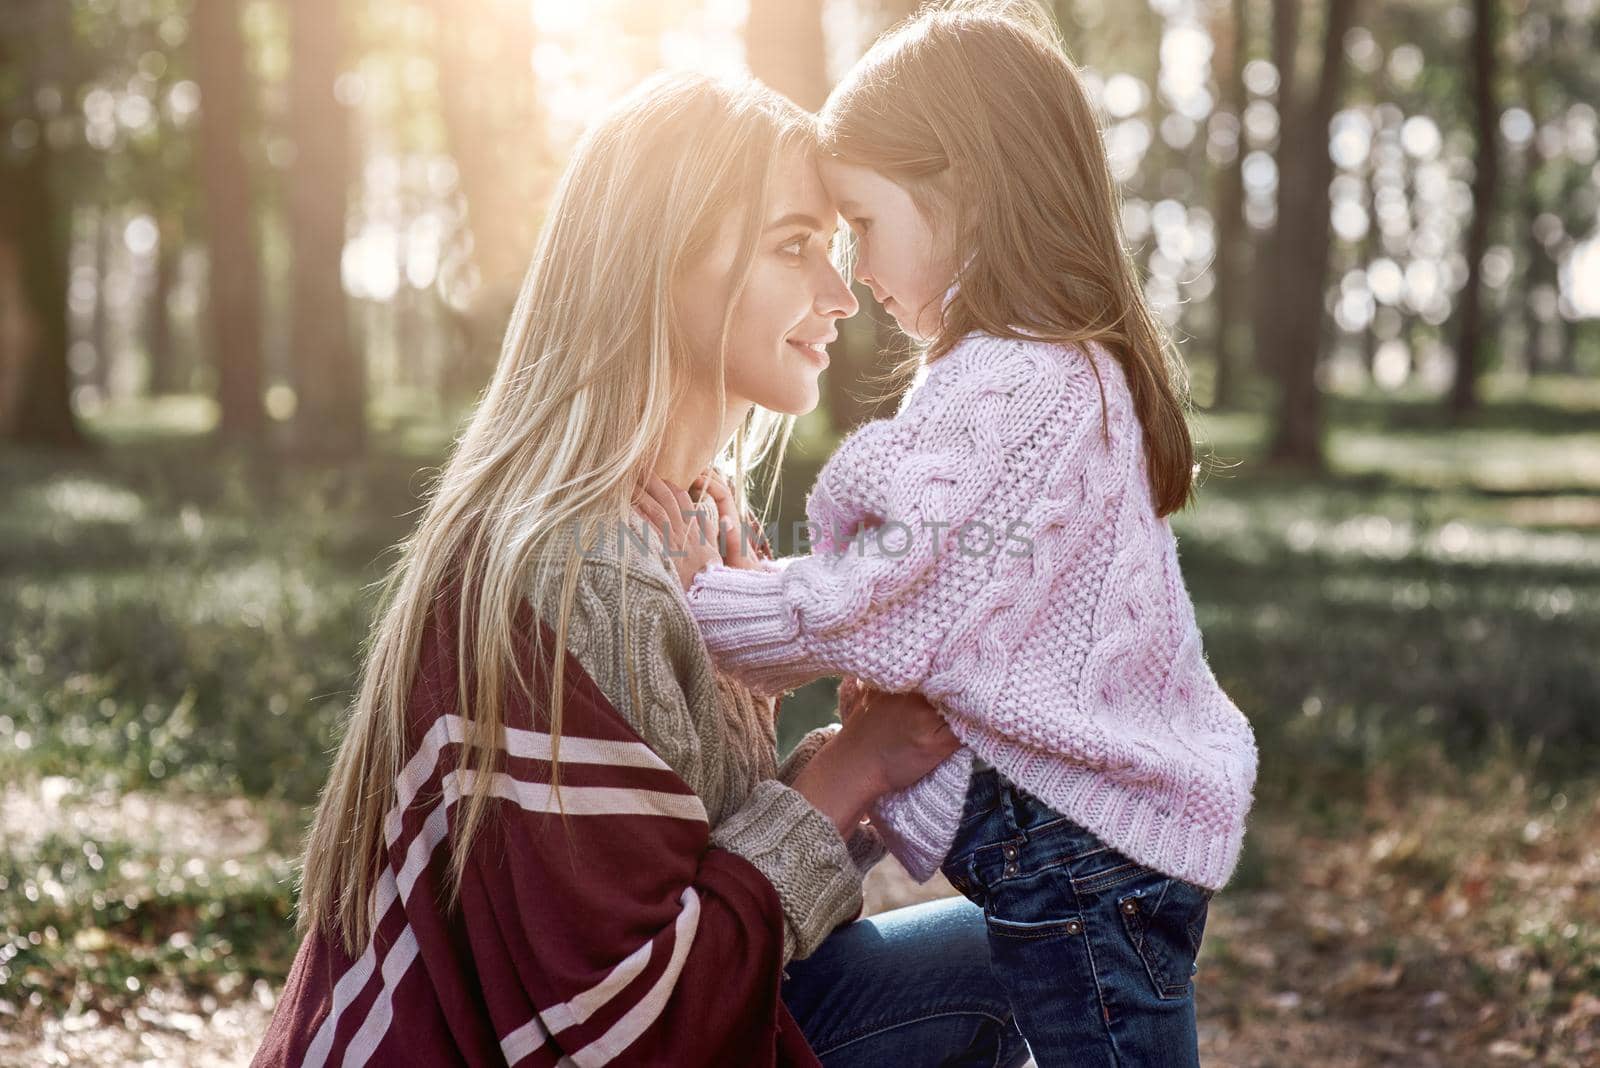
[676,147,859,416]
[819,158,955,342]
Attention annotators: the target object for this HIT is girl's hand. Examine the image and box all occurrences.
[693,468,765,571]
[632,476,721,591]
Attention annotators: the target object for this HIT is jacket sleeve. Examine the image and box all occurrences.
[456,654,821,1067]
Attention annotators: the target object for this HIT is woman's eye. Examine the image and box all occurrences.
[780,236,807,258]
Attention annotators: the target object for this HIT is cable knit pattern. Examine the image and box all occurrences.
[685,332,1260,892]
[530,533,886,964]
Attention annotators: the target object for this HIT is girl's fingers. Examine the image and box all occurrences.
[699,475,750,562]
[699,471,736,523]
[666,480,703,539]
[639,480,673,536]
[632,496,670,546]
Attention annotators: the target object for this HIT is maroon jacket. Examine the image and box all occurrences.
[253,576,821,1067]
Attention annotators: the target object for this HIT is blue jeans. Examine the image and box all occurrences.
[939,761,1213,1067]
[781,896,1033,1067]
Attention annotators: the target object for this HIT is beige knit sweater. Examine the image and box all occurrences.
[530,527,886,964]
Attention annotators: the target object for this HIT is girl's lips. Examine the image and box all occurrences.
[788,339,830,368]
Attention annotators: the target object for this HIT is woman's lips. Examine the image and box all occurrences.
[788,339,830,368]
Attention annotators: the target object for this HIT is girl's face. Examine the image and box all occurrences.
[819,158,956,342]
[676,147,859,417]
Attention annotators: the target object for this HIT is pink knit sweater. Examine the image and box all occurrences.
[684,332,1259,891]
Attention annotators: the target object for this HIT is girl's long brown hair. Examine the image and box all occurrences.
[820,0,1198,515]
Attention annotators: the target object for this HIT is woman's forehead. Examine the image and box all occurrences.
[766,150,839,231]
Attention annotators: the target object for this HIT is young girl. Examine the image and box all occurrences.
[679,3,1259,1064]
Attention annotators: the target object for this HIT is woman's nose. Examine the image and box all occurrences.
[817,262,860,320]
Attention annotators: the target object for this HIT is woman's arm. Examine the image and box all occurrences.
[459,671,821,1065]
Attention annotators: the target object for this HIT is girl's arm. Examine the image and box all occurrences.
[685,335,1097,700]
[684,402,1018,698]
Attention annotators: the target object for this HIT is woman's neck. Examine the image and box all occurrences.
[654,393,754,489]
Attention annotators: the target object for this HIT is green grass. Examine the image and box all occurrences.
[1,380,1597,1016]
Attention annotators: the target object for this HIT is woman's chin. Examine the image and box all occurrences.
[755,377,822,418]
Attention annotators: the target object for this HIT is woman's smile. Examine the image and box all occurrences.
[788,336,833,368]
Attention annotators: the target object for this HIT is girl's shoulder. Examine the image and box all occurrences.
[928,330,1126,415]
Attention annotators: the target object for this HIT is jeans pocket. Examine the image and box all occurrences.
[984,910,1085,941]
[981,868,1084,942]
[1114,871,1211,1000]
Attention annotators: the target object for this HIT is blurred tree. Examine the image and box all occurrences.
[145,209,187,396]
[425,0,546,395]
[194,0,267,441]
[747,0,829,111]
[1448,0,1500,417]
[0,4,86,448]
[1516,52,1555,376]
[1208,0,1249,408]
[90,202,114,397]
[287,0,363,457]
[1259,0,1359,469]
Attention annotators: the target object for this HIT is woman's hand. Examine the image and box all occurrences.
[837,686,957,794]
[632,476,722,591]
[790,682,960,837]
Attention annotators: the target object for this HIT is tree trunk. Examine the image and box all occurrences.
[746,0,829,110]
[0,116,85,448]
[193,0,266,441]
[91,202,114,399]
[1248,0,1300,388]
[1265,0,1359,469]
[145,209,182,395]
[1209,0,1249,409]
[287,0,363,457]
[1516,64,1553,376]
[1449,0,1499,417]
[426,2,544,399]
[0,5,84,449]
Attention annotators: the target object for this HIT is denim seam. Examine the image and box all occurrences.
[812,1007,1015,1059]
[1067,877,1127,1066]
[1118,880,1195,1000]
[1072,860,1152,896]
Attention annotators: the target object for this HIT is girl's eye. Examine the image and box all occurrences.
[850,217,872,235]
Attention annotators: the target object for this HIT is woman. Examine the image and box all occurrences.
[253,73,1029,1067]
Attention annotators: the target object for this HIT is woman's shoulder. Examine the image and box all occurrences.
[526,527,700,665]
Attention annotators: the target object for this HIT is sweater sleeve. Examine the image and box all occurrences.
[569,562,873,967]
[775,723,889,878]
[683,342,1047,698]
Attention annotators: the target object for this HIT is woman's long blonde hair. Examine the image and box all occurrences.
[819,0,1197,515]
[298,72,815,954]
